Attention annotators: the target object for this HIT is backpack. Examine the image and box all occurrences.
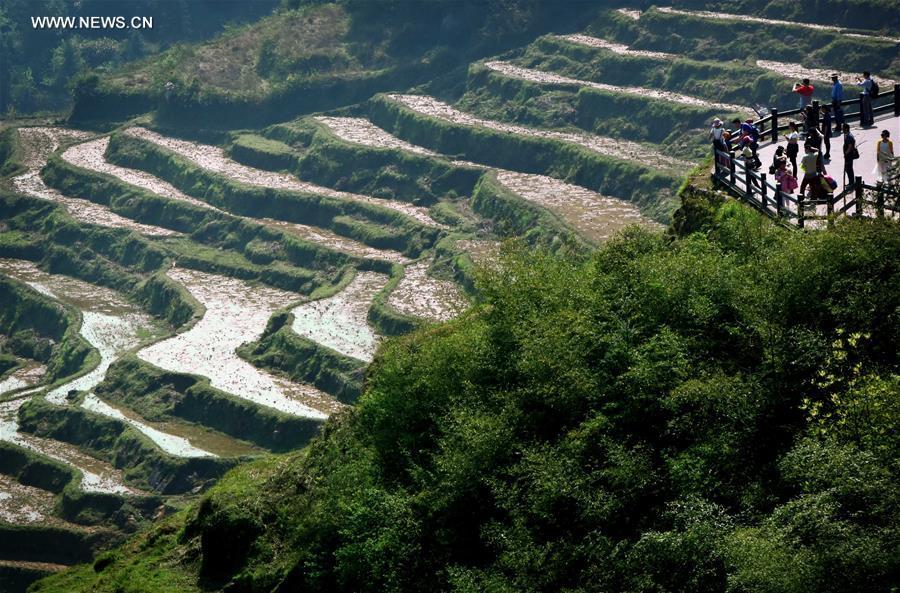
[870,80,880,98]
[749,125,761,142]
[824,175,838,190]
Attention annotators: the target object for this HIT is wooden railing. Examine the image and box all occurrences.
[712,149,899,227]
[711,83,899,227]
[755,83,900,142]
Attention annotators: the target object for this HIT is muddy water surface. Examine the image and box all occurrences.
[495,171,659,242]
[138,267,341,418]
[388,261,467,323]
[291,271,387,362]
[0,472,56,524]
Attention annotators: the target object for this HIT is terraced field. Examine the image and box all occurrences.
[3,3,898,590]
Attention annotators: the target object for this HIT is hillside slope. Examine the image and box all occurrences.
[32,204,900,593]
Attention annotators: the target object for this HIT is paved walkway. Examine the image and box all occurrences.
[759,112,899,189]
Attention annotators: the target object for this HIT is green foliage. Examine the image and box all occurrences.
[32,210,899,593]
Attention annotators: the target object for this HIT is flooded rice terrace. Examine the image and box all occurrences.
[60,134,408,264]
[12,128,178,238]
[386,94,692,171]
[0,362,46,396]
[557,35,676,61]
[312,116,654,245]
[137,267,339,418]
[123,127,444,228]
[291,271,387,362]
[0,258,167,407]
[388,261,468,322]
[0,398,136,495]
[495,171,658,243]
[755,60,895,86]
[0,472,56,524]
[484,61,748,113]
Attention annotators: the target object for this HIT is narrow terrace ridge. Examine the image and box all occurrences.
[755,60,896,86]
[14,128,177,238]
[616,8,641,20]
[63,137,409,264]
[291,271,387,362]
[484,60,749,113]
[123,127,444,228]
[314,116,659,241]
[385,94,693,171]
[0,399,136,495]
[388,260,467,322]
[655,6,900,44]
[137,267,339,419]
[555,34,676,61]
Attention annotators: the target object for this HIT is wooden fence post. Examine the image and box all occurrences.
[877,187,885,218]
[775,184,784,217]
[760,173,768,211]
[894,84,900,117]
[811,99,820,129]
[798,192,805,228]
[827,188,834,228]
[770,108,779,142]
[855,177,864,217]
[729,154,736,186]
[745,164,753,201]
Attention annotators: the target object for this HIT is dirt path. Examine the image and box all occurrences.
[485,60,748,113]
[124,127,444,228]
[386,94,693,171]
[138,267,341,418]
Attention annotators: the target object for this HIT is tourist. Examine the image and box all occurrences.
[734,118,761,169]
[831,74,844,107]
[793,78,815,109]
[774,158,798,194]
[771,146,787,174]
[709,118,727,152]
[857,71,875,126]
[784,121,801,177]
[807,124,823,154]
[820,104,833,160]
[875,130,894,182]
[842,123,858,186]
[799,145,823,201]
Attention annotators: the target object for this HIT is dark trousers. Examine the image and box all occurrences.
[861,95,874,126]
[823,132,831,158]
[844,159,855,186]
[800,174,821,200]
